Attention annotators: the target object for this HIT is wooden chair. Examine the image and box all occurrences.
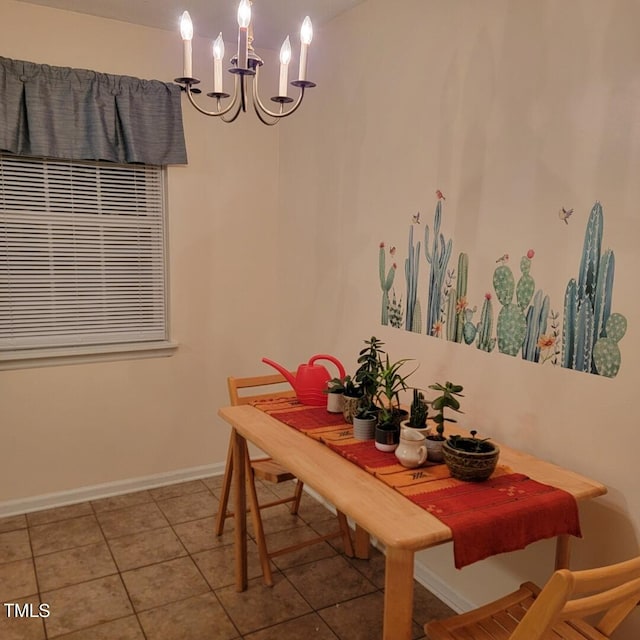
[425,555,640,640]
[215,372,354,586]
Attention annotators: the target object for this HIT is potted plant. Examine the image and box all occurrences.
[343,336,385,424]
[426,381,464,462]
[354,336,385,412]
[442,430,500,481]
[352,405,377,441]
[341,375,363,424]
[325,376,346,413]
[374,356,415,451]
[402,388,429,435]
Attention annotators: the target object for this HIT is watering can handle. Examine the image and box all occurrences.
[308,354,346,379]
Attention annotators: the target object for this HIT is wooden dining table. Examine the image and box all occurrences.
[218,404,607,640]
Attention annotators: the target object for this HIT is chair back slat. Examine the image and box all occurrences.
[227,373,295,406]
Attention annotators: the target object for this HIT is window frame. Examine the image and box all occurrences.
[0,155,177,370]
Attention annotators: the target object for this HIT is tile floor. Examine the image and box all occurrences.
[0,476,454,639]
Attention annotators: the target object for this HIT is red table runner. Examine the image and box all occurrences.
[253,397,581,569]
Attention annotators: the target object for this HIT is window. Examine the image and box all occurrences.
[0,155,175,368]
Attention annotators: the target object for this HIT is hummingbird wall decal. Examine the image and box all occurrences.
[559,207,574,224]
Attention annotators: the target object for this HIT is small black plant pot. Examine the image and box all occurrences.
[375,424,400,452]
[442,438,500,482]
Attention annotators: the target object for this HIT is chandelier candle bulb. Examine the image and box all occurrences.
[237,0,251,70]
[279,36,291,97]
[298,16,313,82]
[180,11,194,78]
[213,33,224,93]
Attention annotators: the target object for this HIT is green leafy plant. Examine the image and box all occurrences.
[325,376,346,394]
[447,430,493,453]
[354,405,377,421]
[407,388,428,428]
[375,355,415,425]
[428,381,464,440]
[342,375,362,398]
[354,336,385,410]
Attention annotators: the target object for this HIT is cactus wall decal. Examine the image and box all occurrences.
[561,202,625,376]
[388,289,404,329]
[476,293,496,352]
[379,242,396,326]
[493,259,527,356]
[376,197,626,378]
[593,313,626,377]
[445,253,469,342]
[424,200,452,336]
[404,226,421,332]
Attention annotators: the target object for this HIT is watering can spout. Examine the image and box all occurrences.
[261,357,297,388]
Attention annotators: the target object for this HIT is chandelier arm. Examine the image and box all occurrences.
[251,65,306,120]
[184,76,241,118]
[252,105,279,126]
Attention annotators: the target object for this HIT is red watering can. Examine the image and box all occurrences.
[262,354,346,406]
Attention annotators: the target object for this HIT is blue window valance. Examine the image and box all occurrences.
[0,56,187,165]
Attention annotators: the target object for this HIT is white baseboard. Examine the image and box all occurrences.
[413,558,474,613]
[0,463,226,518]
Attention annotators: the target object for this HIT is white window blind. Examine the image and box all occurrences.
[0,155,168,352]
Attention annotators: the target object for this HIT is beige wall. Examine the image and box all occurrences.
[2,0,640,635]
[0,0,282,500]
[278,0,640,635]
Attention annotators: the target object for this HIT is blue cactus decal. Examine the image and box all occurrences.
[404,226,421,332]
[561,202,626,376]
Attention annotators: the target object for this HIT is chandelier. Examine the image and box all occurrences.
[175,0,315,125]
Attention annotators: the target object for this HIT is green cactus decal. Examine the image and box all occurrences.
[424,200,453,336]
[404,226,421,332]
[493,261,527,356]
[446,285,458,341]
[476,294,496,352]
[516,254,535,310]
[463,307,478,344]
[593,313,626,378]
[388,289,404,329]
[379,243,396,326]
[447,252,469,343]
[562,279,578,369]
[522,289,550,362]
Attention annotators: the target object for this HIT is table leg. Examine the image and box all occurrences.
[383,547,414,640]
[233,429,248,592]
[354,524,370,560]
[555,534,571,570]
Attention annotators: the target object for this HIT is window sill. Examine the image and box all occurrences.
[0,341,179,370]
